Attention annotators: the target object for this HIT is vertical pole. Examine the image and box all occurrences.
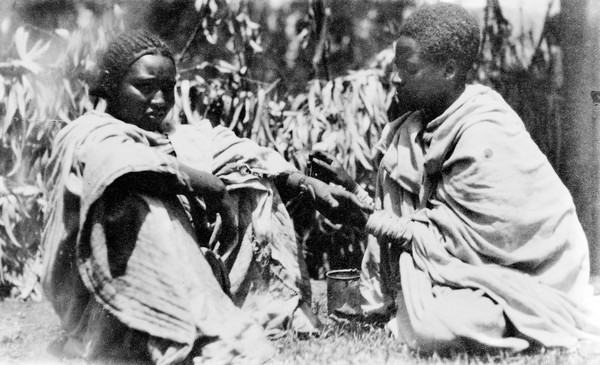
[559,0,600,274]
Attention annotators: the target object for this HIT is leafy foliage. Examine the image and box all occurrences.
[476,0,562,167]
[0,8,125,299]
[0,28,55,299]
[0,0,562,297]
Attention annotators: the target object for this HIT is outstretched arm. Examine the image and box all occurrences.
[281,171,373,228]
[111,161,225,198]
[110,161,237,246]
[308,151,357,191]
[309,151,374,207]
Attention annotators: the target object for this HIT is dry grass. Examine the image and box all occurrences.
[269,281,598,365]
[1,280,598,365]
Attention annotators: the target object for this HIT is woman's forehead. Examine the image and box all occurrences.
[127,54,176,80]
[394,36,419,56]
[394,36,422,66]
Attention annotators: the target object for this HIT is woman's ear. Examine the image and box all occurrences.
[90,69,111,99]
[444,59,459,80]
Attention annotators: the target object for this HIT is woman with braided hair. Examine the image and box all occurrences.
[42,30,371,364]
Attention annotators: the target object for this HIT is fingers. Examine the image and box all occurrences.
[302,184,338,208]
[308,157,336,183]
[301,184,317,201]
[362,205,375,214]
[310,157,335,172]
[338,190,374,213]
[343,192,374,213]
[322,193,339,208]
[217,214,237,247]
[358,200,375,214]
[310,150,334,164]
[336,191,374,214]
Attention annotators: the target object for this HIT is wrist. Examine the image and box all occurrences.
[364,210,408,244]
[344,180,358,192]
[353,210,369,229]
[286,172,308,190]
[364,212,380,235]
[352,184,375,208]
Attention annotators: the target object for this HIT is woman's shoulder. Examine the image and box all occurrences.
[60,111,119,132]
[72,110,119,125]
[53,111,130,147]
[173,121,246,146]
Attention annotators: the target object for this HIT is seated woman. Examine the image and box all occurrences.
[310,3,600,354]
[42,30,370,364]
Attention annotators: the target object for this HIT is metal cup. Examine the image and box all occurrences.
[326,269,361,316]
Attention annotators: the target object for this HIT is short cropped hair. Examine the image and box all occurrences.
[399,3,480,73]
[92,30,175,98]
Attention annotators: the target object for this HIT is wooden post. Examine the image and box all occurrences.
[559,0,600,274]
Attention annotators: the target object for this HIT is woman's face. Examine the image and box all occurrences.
[108,54,176,132]
[391,36,450,116]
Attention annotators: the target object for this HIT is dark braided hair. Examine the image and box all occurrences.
[91,30,175,98]
[399,3,480,74]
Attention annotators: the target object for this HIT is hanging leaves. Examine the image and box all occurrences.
[177,61,392,185]
[0,12,125,299]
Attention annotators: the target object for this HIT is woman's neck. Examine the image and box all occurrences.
[422,84,466,124]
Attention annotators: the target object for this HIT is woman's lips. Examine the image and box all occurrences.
[147,109,167,121]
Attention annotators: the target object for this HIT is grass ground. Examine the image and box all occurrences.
[1,280,599,365]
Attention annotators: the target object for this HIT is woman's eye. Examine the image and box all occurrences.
[163,83,176,93]
[136,84,155,94]
[406,65,419,75]
[393,63,418,77]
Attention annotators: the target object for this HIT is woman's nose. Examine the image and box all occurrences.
[150,90,165,106]
[391,71,403,86]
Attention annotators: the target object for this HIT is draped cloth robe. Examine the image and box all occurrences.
[42,112,319,364]
[361,84,600,353]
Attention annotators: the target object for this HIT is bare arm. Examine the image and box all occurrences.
[111,161,226,199]
[282,171,373,228]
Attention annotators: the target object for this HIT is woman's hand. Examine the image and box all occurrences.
[205,189,238,248]
[313,184,372,228]
[287,172,373,228]
[179,162,238,247]
[309,151,357,192]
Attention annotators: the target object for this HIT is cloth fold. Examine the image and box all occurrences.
[168,121,320,335]
[361,84,600,352]
[42,111,318,363]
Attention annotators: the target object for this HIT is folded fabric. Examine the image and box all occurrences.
[362,84,600,352]
[42,111,319,363]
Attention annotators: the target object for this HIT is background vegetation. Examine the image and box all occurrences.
[0,0,564,298]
